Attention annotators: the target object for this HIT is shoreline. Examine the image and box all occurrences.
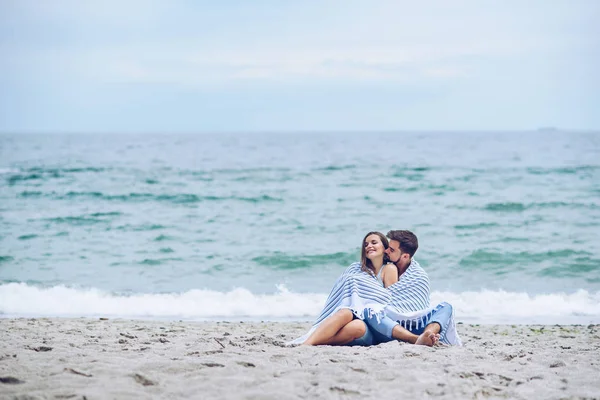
[1,319,599,399]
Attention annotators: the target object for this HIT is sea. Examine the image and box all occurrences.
[1,131,599,324]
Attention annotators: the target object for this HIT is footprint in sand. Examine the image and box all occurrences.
[236,361,256,368]
[0,376,24,384]
[201,362,225,368]
[132,373,156,386]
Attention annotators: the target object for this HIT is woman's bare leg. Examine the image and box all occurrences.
[303,309,354,345]
[324,320,367,345]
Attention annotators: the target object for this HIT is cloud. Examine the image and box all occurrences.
[3,1,577,86]
[1,0,598,130]
[2,0,167,26]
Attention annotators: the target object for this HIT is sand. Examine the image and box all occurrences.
[1,318,599,399]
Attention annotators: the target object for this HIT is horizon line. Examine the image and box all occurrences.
[1,128,599,135]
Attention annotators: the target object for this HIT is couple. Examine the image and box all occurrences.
[291,230,461,347]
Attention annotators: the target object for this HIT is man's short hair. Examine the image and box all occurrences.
[386,230,418,257]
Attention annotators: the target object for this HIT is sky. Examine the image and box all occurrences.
[0,0,598,132]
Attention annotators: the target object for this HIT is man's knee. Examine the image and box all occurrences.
[441,302,453,313]
[425,321,442,334]
[426,302,453,333]
[438,302,453,321]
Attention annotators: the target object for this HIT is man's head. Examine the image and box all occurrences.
[385,230,418,269]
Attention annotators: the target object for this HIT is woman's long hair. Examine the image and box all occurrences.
[360,231,390,276]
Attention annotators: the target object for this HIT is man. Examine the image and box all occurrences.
[364,230,459,346]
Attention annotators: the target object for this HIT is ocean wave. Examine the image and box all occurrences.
[0,168,21,175]
[42,216,110,226]
[115,223,167,231]
[539,257,600,276]
[17,191,283,204]
[0,283,324,319]
[207,167,291,174]
[252,251,358,270]
[6,166,107,185]
[459,249,599,275]
[483,201,599,212]
[154,234,176,242]
[26,166,107,174]
[8,173,54,184]
[33,212,122,226]
[89,211,123,217]
[391,172,426,181]
[431,289,600,323]
[138,257,184,266]
[17,234,38,240]
[483,202,527,212]
[526,166,599,175]
[314,165,357,172]
[391,166,431,173]
[178,167,291,181]
[454,223,500,230]
[0,283,598,323]
[383,183,456,193]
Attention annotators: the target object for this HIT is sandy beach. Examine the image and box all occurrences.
[1,318,599,399]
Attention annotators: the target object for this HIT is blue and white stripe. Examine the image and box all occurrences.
[387,259,431,313]
[313,262,390,325]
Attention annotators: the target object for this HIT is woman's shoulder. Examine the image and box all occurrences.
[382,263,399,287]
[383,262,398,272]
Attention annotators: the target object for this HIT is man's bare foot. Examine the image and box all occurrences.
[415,331,438,346]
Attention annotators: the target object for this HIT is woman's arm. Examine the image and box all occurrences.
[382,263,399,288]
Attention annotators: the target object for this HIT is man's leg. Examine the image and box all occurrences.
[389,321,438,346]
[372,317,438,346]
[391,303,458,346]
[303,309,354,345]
[391,324,421,344]
[414,324,441,346]
[415,302,453,345]
[364,311,421,344]
[365,306,451,347]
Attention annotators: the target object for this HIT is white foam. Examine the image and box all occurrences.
[1,283,599,323]
[431,289,600,324]
[0,168,20,174]
[0,283,326,320]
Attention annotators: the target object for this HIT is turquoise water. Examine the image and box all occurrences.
[1,132,599,323]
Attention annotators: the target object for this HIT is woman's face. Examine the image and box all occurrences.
[364,234,385,260]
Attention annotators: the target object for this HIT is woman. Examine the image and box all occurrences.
[291,231,393,346]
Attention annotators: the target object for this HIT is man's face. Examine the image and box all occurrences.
[385,239,402,263]
[386,239,411,268]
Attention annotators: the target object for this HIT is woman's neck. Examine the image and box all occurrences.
[371,257,384,275]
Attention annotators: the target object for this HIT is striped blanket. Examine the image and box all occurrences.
[289,260,462,346]
[388,259,431,312]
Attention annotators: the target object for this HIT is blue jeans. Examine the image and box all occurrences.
[364,302,454,344]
